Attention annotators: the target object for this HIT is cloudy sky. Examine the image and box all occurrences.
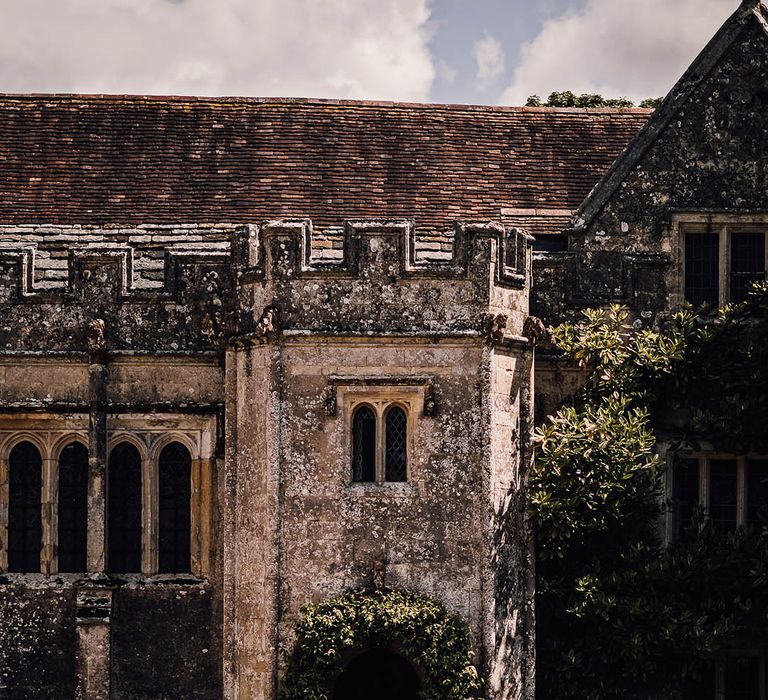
[0,0,739,105]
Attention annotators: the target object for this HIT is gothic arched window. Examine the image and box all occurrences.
[352,405,376,483]
[8,441,42,573]
[158,442,192,574]
[57,442,89,573]
[107,442,142,574]
[385,406,408,482]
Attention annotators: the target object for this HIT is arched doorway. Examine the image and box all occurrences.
[333,648,420,700]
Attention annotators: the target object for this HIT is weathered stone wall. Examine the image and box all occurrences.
[111,584,221,699]
[532,9,768,328]
[0,585,78,698]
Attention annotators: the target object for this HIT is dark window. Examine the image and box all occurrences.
[107,442,142,574]
[158,442,192,574]
[57,442,88,573]
[533,234,568,253]
[723,656,760,700]
[385,407,408,482]
[747,459,768,526]
[8,441,42,573]
[709,459,738,532]
[674,458,700,538]
[730,232,765,303]
[352,406,376,482]
[685,232,720,306]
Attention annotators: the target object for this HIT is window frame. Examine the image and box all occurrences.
[0,413,216,579]
[337,385,423,487]
[677,215,768,307]
[666,452,767,540]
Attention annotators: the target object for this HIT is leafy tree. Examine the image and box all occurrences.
[525,92,662,109]
[532,287,768,699]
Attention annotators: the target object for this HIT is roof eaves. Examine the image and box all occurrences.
[568,1,765,233]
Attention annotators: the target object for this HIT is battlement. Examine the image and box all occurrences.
[0,220,531,300]
[0,224,234,301]
[0,222,532,350]
[237,219,530,288]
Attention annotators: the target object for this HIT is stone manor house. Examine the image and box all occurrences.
[1,1,768,698]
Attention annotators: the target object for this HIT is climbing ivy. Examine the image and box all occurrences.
[280,589,482,700]
[532,284,768,699]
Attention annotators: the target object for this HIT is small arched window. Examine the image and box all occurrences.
[352,405,376,483]
[57,442,89,573]
[8,441,42,573]
[158,442,192,574]
[107,442,142,574]
[385,406,408,482]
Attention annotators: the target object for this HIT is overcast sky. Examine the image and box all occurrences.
[0,0,739,105]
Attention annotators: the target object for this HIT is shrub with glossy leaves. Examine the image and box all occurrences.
[280,589,482,700]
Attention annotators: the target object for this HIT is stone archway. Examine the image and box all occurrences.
[333,648,420,700]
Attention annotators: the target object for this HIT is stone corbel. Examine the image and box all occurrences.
[480,313,508,346]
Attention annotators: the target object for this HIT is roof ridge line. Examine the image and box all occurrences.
[0,92,653,114]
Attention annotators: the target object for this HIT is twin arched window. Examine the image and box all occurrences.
[3,438,192,575]
[352,404,408,483]
[106,440,192,574]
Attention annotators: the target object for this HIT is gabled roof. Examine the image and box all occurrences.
[0,94,649,230]
[570,0,768,232]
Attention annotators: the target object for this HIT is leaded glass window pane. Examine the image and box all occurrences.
[158,442,192,574]
[709,459,738,532]
[747,459,768,527]
[8,442,42,573]
[107,442,142,574]
[730,231,765,303]
[385,407,408,483]
[674,458,700,538]
[352,406,376,483]
[723,656,760,700]
[57,442,88,573]
[685,232,720,306]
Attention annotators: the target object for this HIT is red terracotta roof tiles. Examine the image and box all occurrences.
[0,94,651,230]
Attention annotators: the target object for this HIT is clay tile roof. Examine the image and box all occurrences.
[0,94,651,229]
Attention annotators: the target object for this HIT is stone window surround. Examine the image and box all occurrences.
[0,413,216,578]
[664,450,765,542]
[331,377,433,487]
[672,212,768,307]
[710,647,767,700]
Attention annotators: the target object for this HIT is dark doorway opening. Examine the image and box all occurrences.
[334,648,420,700]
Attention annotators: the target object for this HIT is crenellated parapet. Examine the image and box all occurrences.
[235,219,529,287]
[0,224,235,301]
[0,225,237,353]
[0,220,532,351]
[234,219,532,339]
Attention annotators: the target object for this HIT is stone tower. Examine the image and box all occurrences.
[225,221,536,699]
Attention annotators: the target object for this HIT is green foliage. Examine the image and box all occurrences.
[526,91,634,108]
[525,92,663,109]
[280,589,482,700]
[532,286,768,699]
[657,281,768,452]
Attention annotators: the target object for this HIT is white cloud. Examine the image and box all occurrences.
[500,0,736,106]
[0,0,435,101]
[473,32,505,90]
